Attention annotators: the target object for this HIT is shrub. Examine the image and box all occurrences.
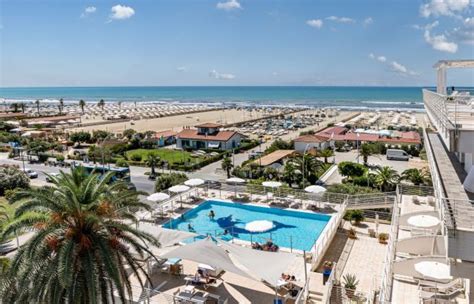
[129,154,142,162]
[155,173,188,192]
[344,210,365,225]
[338,161,367,179]
[378,233,389,244]
[115,158,129,168]
[69,131,91,143]
[326,183,380,195]
[0,166,29,195]
[56,155,65,162]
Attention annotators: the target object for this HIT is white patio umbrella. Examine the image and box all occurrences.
[226,177,245,184]
[227,177,246,196]
[184,178,205,187]
[304,185,326,194]
[262,181,282,199]
[245,220,274,233]
[147,192,170,203]
[169,185,190,208]
[414,261,452,280]
[407,215,440,228]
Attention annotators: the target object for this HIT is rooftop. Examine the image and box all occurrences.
[154,130,177,139]
[253,149,295,166]
[195,123,223,128]
[294,134,330,143]
[176,129,239,142]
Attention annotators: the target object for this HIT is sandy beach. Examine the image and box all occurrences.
[71,108,274,133]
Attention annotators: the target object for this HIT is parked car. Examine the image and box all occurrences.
[22,168,38,178]
[386,149,411,161]
[46,172,60,182]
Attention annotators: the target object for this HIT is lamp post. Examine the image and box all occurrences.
[302,143,310,187]
[356,133,360,164]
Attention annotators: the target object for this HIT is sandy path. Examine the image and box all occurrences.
[71,109,268,133]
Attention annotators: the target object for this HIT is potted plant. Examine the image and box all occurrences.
[347,228,357,239]
[378,233,389,244]
[350,210,365,226]
[343,273,359,298]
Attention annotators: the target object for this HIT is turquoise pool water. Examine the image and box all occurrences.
[163,200,331,251]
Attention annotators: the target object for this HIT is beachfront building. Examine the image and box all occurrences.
[175,123,244,151]
[316,126,422,147]
[154,130,177,147]
[252,149,296,170]
[294,134,332,152]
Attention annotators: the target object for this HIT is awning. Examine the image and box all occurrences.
[137,222,197,248]
[208,143,220,148]
[218,240,300,286]
[160,238,254,280]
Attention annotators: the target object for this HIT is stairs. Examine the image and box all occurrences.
[307,290,324,303]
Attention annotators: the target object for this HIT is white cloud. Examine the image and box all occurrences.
[370,53,419,76]
[424,29,458,52]
[420,0,470,18]
[110,5,135,20]
[177,66,187,72]
[306,19,323,28]
[216,0,241,11]
[451,17,474,44]
[326,16,355,23]
[209,69,235,80]
[363,17,374,26]
[81,6,97,18]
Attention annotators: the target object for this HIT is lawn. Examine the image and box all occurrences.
[126,148,204,165]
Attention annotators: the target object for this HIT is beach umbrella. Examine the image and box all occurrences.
[245,220,274,233]
[407,214,440,228]
[414,261,451,280]
[304,185,326,194]
[169,185,190,209]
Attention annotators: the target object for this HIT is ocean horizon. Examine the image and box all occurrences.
[0,85,459,111]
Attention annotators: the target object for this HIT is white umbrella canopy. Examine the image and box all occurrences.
[262,181,282,188]
[245,220,274,233]
[226,177,246,184]
[414,261,452,280]
[184,178,205,187]
[147,192,170,202]
[168,185,190,193]
[305,185,326,194]
[407,215,440,228]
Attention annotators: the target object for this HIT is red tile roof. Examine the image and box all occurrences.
[154,130,177,139]
[195,123,223,128]
[176,129,239,142]
[294,134,330,143]
[318,126,348,136]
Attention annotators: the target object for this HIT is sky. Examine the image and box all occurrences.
[0,0,473,87]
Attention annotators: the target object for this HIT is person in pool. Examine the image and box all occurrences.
[208,210,215,220]
[187,223,195,232]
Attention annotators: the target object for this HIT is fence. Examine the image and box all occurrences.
[323,262,337,304]
[377,187,401,303]
[126,285,229,304]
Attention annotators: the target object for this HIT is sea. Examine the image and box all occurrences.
[0,86,441,111]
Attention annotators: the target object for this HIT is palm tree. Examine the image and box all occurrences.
[373,166,400,192]
[319,148,334,163]
[34,99,40,116]
[9,103,19,113]
[145,153,160,178]
[0,205,10,275]
[98,99,105,111]
[401,168,431,185]
[359,143,373,166]
[79,99,86,114]
[222,157,233,178]
[58,98,64,115]
[283,162,298,187]
[0,168,158,303]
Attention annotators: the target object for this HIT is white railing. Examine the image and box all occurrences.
[311,200,347,268]
[323,262,337,304]
[377,187,401,303]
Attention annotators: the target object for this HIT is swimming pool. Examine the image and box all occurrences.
[163,200,331,251]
